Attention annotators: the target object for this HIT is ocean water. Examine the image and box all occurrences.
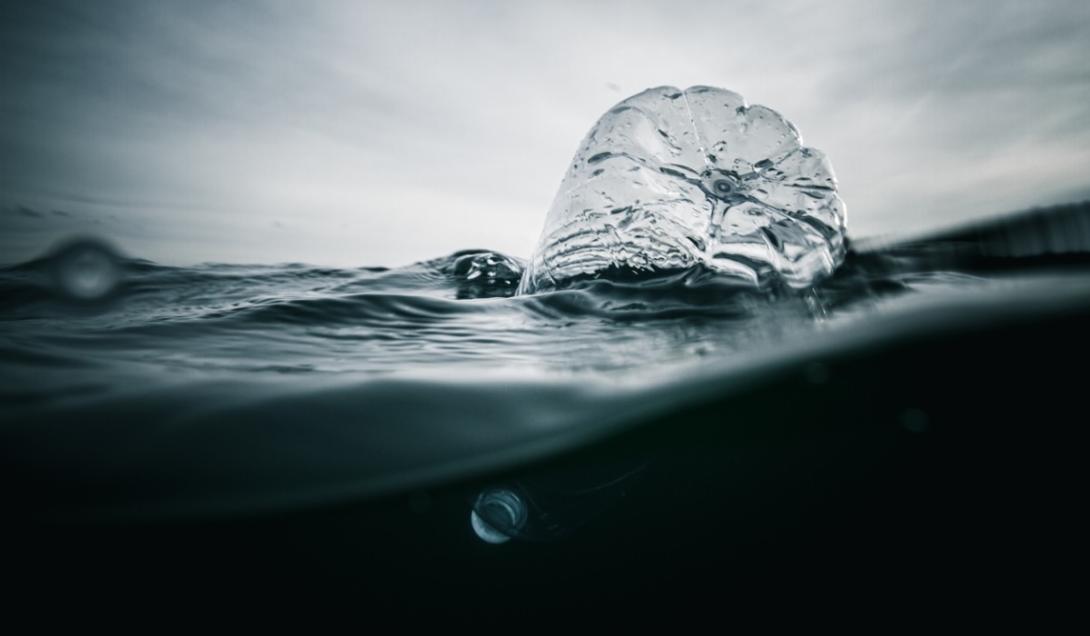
[3,202,1089,605]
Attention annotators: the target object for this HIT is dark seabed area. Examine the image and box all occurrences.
[3,202,1090,612]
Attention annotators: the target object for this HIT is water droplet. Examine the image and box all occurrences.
[49,238,123,303]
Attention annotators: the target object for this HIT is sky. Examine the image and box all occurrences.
[2,0,1089,266]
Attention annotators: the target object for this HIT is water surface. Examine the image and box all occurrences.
[3,202,1089,522]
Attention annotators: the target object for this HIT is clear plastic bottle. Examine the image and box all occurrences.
[519,86,847,294]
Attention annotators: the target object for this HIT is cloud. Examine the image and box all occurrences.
[1,0,1088,265]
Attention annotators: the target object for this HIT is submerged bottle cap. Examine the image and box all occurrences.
[471,487,527,544]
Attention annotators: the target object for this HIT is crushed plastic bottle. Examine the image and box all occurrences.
[518,86,847,294]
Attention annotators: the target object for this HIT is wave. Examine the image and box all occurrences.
[1,201,1090,521]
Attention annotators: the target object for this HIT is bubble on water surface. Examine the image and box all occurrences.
[519,86,847,294]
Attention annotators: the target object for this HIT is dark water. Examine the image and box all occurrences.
[3,202,1090,609]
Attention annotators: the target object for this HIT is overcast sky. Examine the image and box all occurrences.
[2,0,1089,266]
